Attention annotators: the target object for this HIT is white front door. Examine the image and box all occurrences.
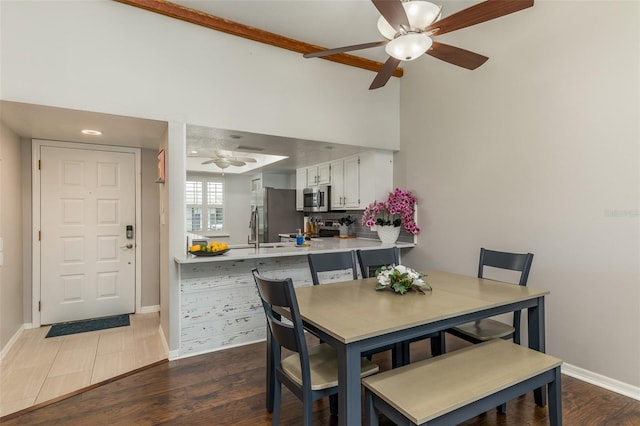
[40,145,136,324]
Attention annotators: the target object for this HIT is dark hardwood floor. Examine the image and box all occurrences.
[2,336,639,425]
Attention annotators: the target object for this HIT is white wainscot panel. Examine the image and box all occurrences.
[178,256,315,356]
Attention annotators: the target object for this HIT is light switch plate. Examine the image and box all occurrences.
[0,237,3,251]
[0,252,4,267]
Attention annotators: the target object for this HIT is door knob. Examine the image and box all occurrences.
[120,244,134,249]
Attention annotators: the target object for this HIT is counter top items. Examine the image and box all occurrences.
[176,237,415,264]
[189,248,230,257]
[188,240,229,256]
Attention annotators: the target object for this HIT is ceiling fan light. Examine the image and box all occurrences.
[377,1,440,40]
[405,1,441,30]
[385,33,432,61]
[377,16,397,40]
[214,159,231,169]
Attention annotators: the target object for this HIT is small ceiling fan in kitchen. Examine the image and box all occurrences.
[304,0,534,90]
[200,151,258,169]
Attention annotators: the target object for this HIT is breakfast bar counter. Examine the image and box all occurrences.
[174,237,415,263]
[174,238,414,357]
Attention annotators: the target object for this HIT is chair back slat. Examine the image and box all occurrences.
[357,247,400,278]
[268,317,299,353]
[308,251,358,285]
[478,248,534,286]
[252,269,306,355]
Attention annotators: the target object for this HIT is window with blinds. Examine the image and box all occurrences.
[186,174,224,233]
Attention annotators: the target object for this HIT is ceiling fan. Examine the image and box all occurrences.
[304,0,534,90]
[200,151,258,169]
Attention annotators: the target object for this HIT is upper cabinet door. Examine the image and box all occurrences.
[317,163,331,185]
[330,159,345,208]
[306,162,331,187]
[343,156,360,208]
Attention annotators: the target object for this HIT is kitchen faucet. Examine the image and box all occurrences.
[248,206,259,250]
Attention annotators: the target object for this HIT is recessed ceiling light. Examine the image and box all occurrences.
[81,129,102,136]
[190,150,198,154]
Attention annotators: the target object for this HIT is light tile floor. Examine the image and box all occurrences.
[0,313,167,417]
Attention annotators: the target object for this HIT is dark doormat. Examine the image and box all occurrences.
[45,314,130,338]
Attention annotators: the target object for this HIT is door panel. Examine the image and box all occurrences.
[40,146,136,324]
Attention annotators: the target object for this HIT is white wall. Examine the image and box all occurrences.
[398,1,639,388]
[141,148,160,307]
[0,0,399,150]
[0,123,23,350]
[223,174,253,245]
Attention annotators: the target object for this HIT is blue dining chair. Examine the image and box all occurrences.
[307,251,358,285]
[252,268,378,426]
[357,248,445,363]
[446,248,535,346]
[356,247,399,278]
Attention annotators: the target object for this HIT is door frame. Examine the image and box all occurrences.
[31,139,142,327]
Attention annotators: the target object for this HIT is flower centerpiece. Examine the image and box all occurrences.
[361,188,420,243]
[375,265,431,295]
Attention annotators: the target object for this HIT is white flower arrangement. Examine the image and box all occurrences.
[375,265,431,295]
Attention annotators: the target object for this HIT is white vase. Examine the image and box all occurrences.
[376,225,401,244]
[339,225,350,237]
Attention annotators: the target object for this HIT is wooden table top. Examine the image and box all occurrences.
[294,270,549,344]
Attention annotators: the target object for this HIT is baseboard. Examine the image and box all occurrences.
[0,324,25,361]
[562,363,640,401]
[139,305,160,314]
[174,337,267,361]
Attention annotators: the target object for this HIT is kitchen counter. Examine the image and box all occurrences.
[175,237,415,264]
[174,237,415,357]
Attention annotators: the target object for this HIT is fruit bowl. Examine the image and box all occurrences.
[189,248,230,257]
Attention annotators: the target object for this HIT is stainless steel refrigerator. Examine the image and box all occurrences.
[250,188,303,243]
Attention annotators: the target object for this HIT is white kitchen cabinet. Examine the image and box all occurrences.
[296,151,393,211]
[306,162,331,187]
[295,168,307,211]
[331,156,360,209]
[343,156,360,208]
[330,159,345,208]
[358,150,394,208]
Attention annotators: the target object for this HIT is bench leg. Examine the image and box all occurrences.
[549,367,563,426]
[430,331,445,357]
[392,343,405,368]
[400,341,411,366]
[364,389,379,426]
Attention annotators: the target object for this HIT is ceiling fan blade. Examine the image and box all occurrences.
[372,0,410,31]
[226,159,246,167]
[425,0,534,36]
[427,41,489,70]
[201,159,217,165]
[369,56,402,90]
[232,156,257,163]
[304,41,387,58]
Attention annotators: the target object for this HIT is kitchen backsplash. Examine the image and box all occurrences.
[306,211,415,243]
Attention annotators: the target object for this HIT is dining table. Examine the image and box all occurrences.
[266,269,550,426]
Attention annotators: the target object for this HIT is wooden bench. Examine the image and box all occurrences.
[362,339,562,426]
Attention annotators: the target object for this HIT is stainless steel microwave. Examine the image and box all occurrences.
[303,185,330,212]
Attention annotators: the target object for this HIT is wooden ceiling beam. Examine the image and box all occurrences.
[113,0,403,78]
